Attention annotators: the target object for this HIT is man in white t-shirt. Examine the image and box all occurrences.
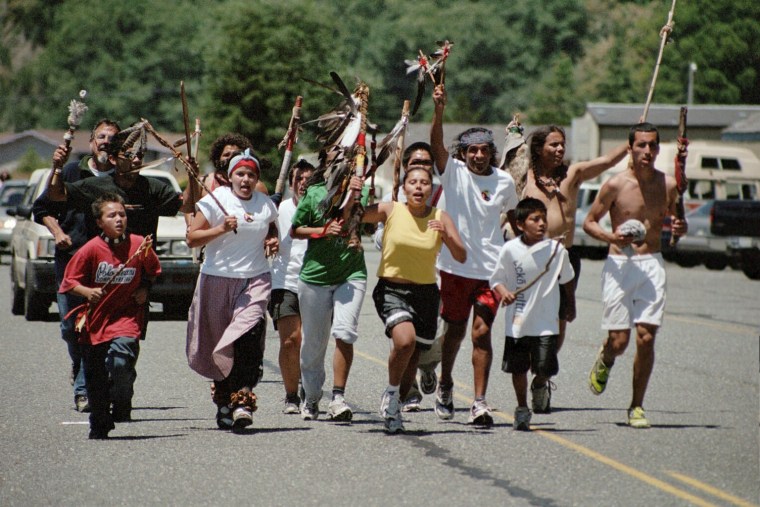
[430,84,519,425]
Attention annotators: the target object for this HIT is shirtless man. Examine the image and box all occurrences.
[583,122,687,428]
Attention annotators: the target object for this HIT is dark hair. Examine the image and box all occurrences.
[528,125,568,180]
[450,127,498,167]
[289,158,316,186]
[89,119,120,141]
[514,197,547,223]
[402,167,433,184]
[402,142,433,168]
[209,133,253,167]
[628,122,660,146]
[92,192,125,219]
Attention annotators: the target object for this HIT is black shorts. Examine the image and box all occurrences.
[372,279,440,350]
[268,289,300,330]
[501,335,559,377]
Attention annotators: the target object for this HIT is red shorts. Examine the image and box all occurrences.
[439,271,500,325]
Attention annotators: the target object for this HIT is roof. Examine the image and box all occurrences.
[585,103,760,128]
[0,128,178,156]
[722,112,760,135]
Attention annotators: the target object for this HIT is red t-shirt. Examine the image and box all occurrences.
[60,234,161,345]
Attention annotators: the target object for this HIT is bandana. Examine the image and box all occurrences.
[228,148,260,177]
[459,128,494,147]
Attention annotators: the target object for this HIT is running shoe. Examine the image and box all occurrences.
[232,406,253,431]
[283,394,301,414]
[627,406,651,428]
[301,400,319,421]
[75,395,90,413]
[434,384,455,420]
[216,405,233,429]
[588,346,611,395]
[531,379,555,414]
[467,399,494,426]
[513,406,532,431]
[402,393,422,413]
[327,394,353,422]
[420,368,438,395]
[380,390,404,434]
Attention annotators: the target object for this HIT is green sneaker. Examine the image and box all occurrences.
[628,406,650,428]
[588,346,611,395]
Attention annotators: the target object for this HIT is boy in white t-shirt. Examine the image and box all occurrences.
[490,198,575,430]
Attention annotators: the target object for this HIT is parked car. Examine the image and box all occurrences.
[661,201,729,270]
[0,180,28,253]
[711,199,760,280]
[572,182,609,259]
[8,168,199,320]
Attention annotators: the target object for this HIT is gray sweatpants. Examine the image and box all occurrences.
[298,279,366,404]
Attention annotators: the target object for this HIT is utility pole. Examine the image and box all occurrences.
[687,62,697,105]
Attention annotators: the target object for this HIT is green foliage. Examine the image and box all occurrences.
[0,0,757,149]
[15,147,46,175]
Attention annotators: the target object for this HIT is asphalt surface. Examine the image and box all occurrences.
[0,245,758,506]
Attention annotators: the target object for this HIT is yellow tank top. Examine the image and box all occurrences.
[377,202,443,284]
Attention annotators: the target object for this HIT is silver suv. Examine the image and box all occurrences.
[8,168,199,320]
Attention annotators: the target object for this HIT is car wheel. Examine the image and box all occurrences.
[675,256,700,268]
[742,264,760,280]
[24,268,49,321]
[704,258,728,271]
[11,261,24,316]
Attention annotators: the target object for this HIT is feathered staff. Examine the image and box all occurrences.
[499,114,530,198]
[406,40,453,116]
[670,107,689,247]
[642,0,677,120]
[390,101,410,202]
[69,235,154,333]
[49,90,88,187]
[345,82,370,250]
[275,96,303,198]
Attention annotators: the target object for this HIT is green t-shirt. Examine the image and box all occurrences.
[292,182,368,285]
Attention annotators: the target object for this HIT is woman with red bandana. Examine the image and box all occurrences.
[185,148,279,432]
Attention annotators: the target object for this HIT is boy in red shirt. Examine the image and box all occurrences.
[60,193,160,439]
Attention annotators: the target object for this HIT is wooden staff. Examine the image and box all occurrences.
[391,100,410,202]
[642,0,677,121]
[670,106,688,247]
[275,96,303,197]
[347,83,369,249]
[49,90,88,188]
[142,120,235,232]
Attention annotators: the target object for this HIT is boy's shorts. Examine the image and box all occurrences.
[372,279,440,350]
[439,271,499,325]
[268,289,300,331]
[501,335,559,377]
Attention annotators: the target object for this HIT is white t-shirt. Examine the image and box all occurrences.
[197,186,277,279]
[490,237,574,338]
[437,156,518,279]
[271,198,307,292]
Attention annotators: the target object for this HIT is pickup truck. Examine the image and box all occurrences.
[8,168,200,320]
[710,200,760,280]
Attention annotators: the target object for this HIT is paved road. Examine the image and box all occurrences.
[0,246,758,506]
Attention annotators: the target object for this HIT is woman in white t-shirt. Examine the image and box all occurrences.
[185,149,279,432]
[268,159,314,414]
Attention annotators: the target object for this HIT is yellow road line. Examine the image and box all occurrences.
[666,471,759,507]
[666,314,756,336]
[355,347,728,507]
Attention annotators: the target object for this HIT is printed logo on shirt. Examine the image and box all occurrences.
[481,190,491,202]
[512,260,527,320]
[95,262,136,285]
[243,212,254,223]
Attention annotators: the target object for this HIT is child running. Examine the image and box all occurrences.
[490,198,575,430]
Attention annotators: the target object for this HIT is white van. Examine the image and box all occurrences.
[608,141,760,205]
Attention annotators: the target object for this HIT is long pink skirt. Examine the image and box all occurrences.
[186,272,271,380]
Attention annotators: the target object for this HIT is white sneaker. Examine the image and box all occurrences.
[283,398,301,414]
[402,394,422,413]
[232,406,253,431]
[328,394,353,421]
[467,399,494,426]
[513,406,532,431]
[301,400,319,420]
[531,379,554,414]
[434,384,455,420]
[380,390,404,434]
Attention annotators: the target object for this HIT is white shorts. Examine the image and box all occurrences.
[601,254,666,330]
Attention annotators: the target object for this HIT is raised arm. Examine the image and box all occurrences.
[48,145,71,201]
[430,84,449,174]
[570,143,629,184]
